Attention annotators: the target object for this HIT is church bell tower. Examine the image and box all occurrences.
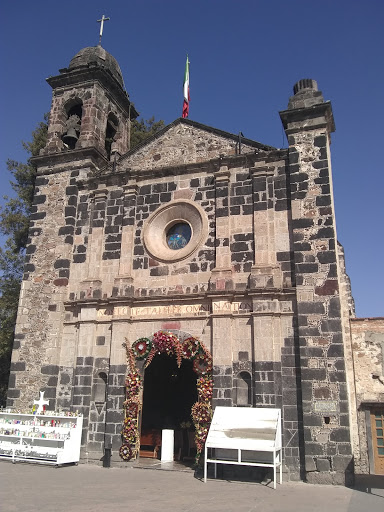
[41,45,138,163]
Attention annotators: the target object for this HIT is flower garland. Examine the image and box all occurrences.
[182,337,200,359]
[193,350,213,376]
[197,375,213,401]
[152,330,182,367]
[119,340,143,461]
[119,444,133,461]
[191,401,213,462]
[132,338,152,359]
[121,333,214,465]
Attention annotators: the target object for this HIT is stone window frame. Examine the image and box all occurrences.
[235,371,253,407]
[143,199,209,263]
[92,371,108,404]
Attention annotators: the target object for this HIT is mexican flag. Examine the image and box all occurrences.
[182,56,190,118]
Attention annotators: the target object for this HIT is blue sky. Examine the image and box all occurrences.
[1,0,383,317]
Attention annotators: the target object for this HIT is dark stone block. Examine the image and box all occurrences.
[292,218,314,229]
[316,195,331,207]
[217,207,229,217]
[96,336,105,346]
[41,365,59,375]
[284,406,300,421]
[54,259,70,269]
[275,199,290,211]
[312,161,328,169]
[330,429,351,443]
[321,319,342,333]
[301,368,326,380]
[281,355,296,367]
[295,263,319,273]
[134,246,145,256]
[73,254,86,264]
[293,242,311,251]
[150,266,169,276]
[59,226,74,236]
[277,251,292,262]
[26,244,36,255]
[47,376,58,387]
[42,387,57,399]
[314,135,327,147]
[327,344,344,357]
[35,177,49,186]
[317,251,336,264]
[310,227,334,239]
[299,302,325,315]
[7,389,20,398]
[33,195,46,205]
[30,212,46,220]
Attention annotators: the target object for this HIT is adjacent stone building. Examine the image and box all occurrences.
[6,46,383,482]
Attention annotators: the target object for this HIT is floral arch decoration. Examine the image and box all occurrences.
[120,331,213,464]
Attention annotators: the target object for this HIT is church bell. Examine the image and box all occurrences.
[62,127,79,146]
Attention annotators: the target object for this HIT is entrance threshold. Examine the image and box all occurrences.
[133,458,195,473]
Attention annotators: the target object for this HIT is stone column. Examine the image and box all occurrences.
[249,166,283,289]
[210,167,233,291]
[280,79,353,485]
[80,189,107,299]
[113,180,138,297]
[211,298,233,408]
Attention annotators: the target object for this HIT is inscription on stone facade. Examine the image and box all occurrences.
[96,301,253,319]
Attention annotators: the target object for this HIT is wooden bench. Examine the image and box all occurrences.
[204,407,282,489]
[139,429,161,458]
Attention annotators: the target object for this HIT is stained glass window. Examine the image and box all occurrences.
[166,223,191,250]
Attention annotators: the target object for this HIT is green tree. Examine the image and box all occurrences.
[0,114,164,406]
[130,116,165,150]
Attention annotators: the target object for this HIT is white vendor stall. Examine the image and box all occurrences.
[204,406,282,489]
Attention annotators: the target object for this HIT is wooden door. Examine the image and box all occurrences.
[371,408,384,475]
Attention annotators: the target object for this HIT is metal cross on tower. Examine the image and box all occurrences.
[97,14,110,46]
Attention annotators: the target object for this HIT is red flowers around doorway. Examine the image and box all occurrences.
[120,331,214,464]
[152,330,182,367]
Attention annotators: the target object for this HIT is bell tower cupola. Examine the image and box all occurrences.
[41,46,138,161]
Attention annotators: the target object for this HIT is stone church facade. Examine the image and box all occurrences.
[6,46,383,482]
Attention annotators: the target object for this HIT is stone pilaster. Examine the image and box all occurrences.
[249,166,282,289]
[210,167,233,291]
[280,79,353,484]
[113,181,138,297]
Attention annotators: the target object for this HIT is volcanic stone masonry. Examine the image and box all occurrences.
[7,48,383,483]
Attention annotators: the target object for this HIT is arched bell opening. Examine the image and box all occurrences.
[62,99,83,150]
[105,112,119,160]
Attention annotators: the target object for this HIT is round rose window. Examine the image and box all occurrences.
[143,199,208,263]
[166,223,192,250]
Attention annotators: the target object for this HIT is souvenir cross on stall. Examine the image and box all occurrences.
[33,391,49,415]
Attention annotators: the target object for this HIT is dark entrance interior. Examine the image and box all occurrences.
[142,353,197,430]
[140,353,197,460]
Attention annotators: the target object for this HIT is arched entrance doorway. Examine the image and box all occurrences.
[120,330,213,465]
[141,353,197,461]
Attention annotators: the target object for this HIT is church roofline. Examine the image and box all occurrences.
[118,117,277,165]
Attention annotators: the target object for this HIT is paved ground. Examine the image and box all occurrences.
[0,462,383,512]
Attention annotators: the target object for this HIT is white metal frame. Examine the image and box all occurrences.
[204,406,282,489]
